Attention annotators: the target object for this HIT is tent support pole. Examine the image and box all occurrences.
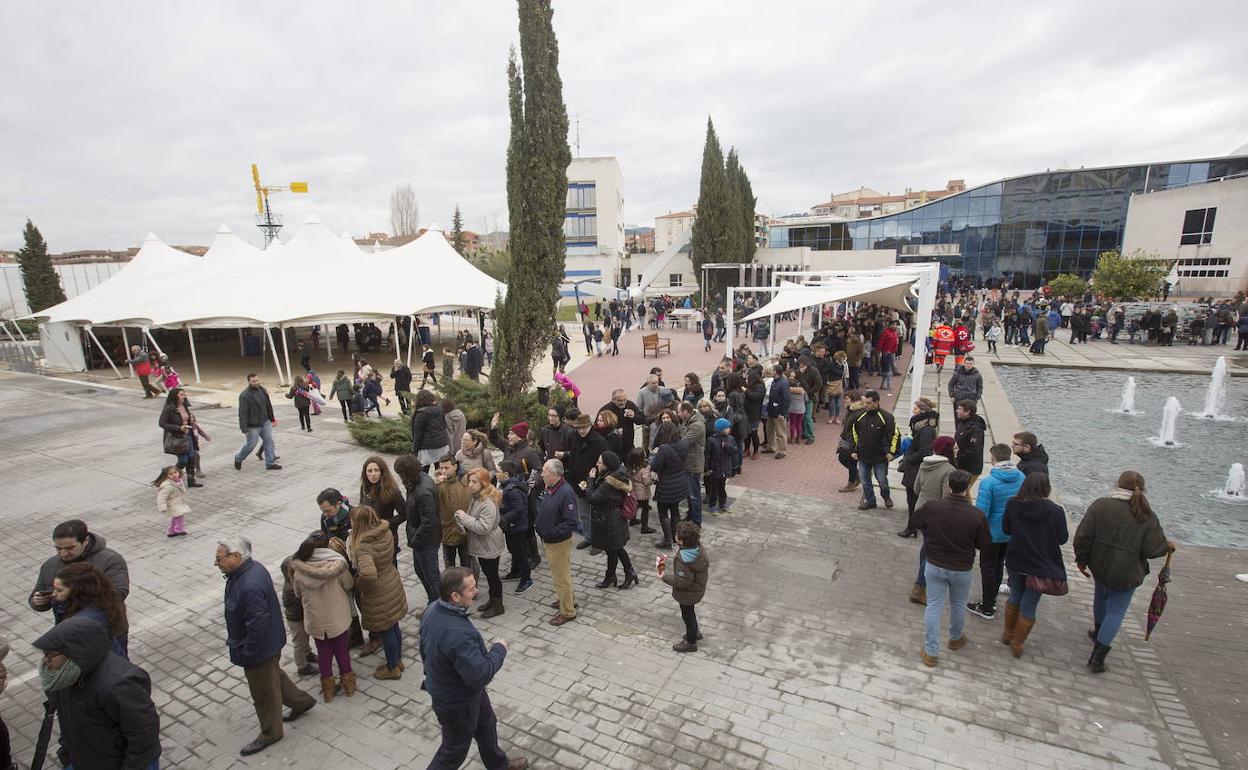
[2,320,40,359]
[142,326,166,358]
[83,325,124,379]
[279,325,294,384]
[263,325,285,385]
[186,326,201,383]
[325,325,334,363]
[238,329,246,357]
[406,315,416,368]
[121,327,135,375]
[724,288,735,356]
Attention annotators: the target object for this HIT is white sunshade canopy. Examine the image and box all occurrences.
[30,216,506,328]
[740,274,917,321]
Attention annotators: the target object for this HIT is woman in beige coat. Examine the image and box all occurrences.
[454,429,497,474]
[349,506,409,679]
[453,467,506,618]
[290,533,356,701]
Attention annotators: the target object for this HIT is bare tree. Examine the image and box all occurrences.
[389,184,420,236]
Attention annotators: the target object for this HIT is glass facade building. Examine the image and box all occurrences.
[768,155,1248,287]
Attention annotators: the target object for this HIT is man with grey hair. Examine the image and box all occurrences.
[216,536,315,756]
[536,459,579,626]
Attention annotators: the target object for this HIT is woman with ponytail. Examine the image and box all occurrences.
[1073,471,1174,673]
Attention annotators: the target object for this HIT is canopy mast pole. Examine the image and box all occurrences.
[1,320,41,359]
[82,325,123,379]
[186,326,201,383]
[724,288,735,356]
[141,326,166,357]
[121,327,134,376]
[406,315,416,369]
[279,325,294,384]
[263,325,285,385]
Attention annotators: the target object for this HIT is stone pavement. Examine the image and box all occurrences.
[0,369,1238,769]
[986,332,1247,376]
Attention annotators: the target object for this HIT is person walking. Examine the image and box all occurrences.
[967,444,1024,620]
[953,400,986,487]
[288,533,356,702]
[216,536,316,756]
[897,397,939,537]
[410,390,451,469]
[158,387,204,487]
[234,374,281,471]
[390,359,414,414]
[348,506,409,680]
[421,347,439,388]
[331,369,354,421]
[396,454,442,606]
[588,451,638,589]
[32,616,161,770]
[1074,471,1173,673]
[454,468,507,619]
[419,567,529,770]
[126,345,162,398]
[913,470,990,667]
[30,520,130,642]
[152,464,191,538]
[849,390,900,510]
[909,436,957,604]
[999,472,1067,658]
[286,375,314,432]
[537,459,579,627]
[660,521,709,653]
[947,356,983,416]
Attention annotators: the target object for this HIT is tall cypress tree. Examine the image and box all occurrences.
[492,0,570,415]
[691,118,732,301]
[724,149,745,261]
[450,206,466,256]
[16,219,67,313]
[733,155,757,262]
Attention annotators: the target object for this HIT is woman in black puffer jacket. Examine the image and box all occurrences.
[409,390,449,469]
[648,422,689,550]
[898,397,939,537]
[588,451,637,589]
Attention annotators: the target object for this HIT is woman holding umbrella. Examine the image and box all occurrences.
[1073,470,1175,673]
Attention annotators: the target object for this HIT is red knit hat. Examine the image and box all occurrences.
[510,422,530,441]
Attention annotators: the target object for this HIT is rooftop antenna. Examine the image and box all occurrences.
[251,164,309,246]
[570,111,601,157]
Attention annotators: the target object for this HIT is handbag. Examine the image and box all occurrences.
[825,380,843,397]
[163,430,190,455]
[1025,575,1068,596]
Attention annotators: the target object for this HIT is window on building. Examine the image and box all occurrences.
[669,273,683,287]
[1180,207,1216,245]
[564,213,597,242]
[566,183,596,210]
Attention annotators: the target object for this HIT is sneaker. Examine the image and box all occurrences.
[706,504,719,514]
[857,501,877,510]
[266,464,283,471]
[774,452,785,459]
[998,581,1010,595]
[234,459,242,470]
[516,578,533,594]
[966,602,995,620]
[883,497,894,508]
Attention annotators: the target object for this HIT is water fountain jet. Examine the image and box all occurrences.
[1198,357,1228,419]
[1226,463,1246,498]
[1157,396,1181,446]
[1119,376,1137,414]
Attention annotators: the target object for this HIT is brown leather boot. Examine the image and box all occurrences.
[320,676,336,703]
[1011,617,1035,658]
[340,671,357,696]
[1001,603,1020,645]
[374,663,403,680]
[908,584,926,605]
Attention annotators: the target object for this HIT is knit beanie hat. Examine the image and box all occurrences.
[714,418,731,432]
[932,435,956,459]
[510,422,529,441]
[600,451,621,472]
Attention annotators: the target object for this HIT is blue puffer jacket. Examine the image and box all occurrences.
[223,559,286,669]
[419,600,507,709]
[975,464,1025,543]
[535,479,578,543]
[499,476,530,534]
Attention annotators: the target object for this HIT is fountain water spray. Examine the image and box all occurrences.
[1199,356,1228,419]
[1119,376,1137,413]
[1226,463,1246,498]
[1158,397,1181,446]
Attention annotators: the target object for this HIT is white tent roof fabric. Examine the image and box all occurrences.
[740,272,918,321]
[30,217,506,328]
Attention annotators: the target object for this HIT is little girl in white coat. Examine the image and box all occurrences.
[153,465,190,537]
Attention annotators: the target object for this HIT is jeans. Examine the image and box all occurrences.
[857,460,891,504]
[313,630,351,678]
[412,546,441,603]
[879,353,894,390]
[802,400,815,440]
[685,471,703,524]
[827,392,842,418]
[680,604,699,643]
[380,623,402,669]
[838,450,859,484]
[916,531,928,587]
[1006,570,1042,620]
[979,541,1007,609]
[848,365,861,390]
[429,691,509,770]
[1092,581,1136,646]
[923,563,973,656]
[235,423,276,467]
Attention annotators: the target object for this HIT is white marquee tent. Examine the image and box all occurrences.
[23,216,506,381]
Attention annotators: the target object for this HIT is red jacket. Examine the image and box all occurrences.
[877,327,899,355]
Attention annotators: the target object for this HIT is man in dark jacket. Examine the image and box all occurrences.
[953,400,987,482]
[762,364,790,459]
[946,357,983,414]
[420,567,528,770]
[797,356,823,444]
[1012,431,1050,476]
[849,390,901,510]
[400,456,442,605]
[913,470,990,667]
[565,413,608,550]
[539,405,576,461]
[497,462,533,592]
[29,520,130,626]
[599,389,643,451]
[390,359,414,414]
[677,401,706,524]
[33,616,161,770]
[216,536,315,756]
[234,374,281,471]
[537,460,579,626]
[462,338,485,381]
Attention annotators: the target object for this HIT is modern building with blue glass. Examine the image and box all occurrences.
[768,154,1248,288]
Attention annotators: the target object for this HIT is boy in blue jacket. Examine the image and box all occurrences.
[968,444,1024,619]
[497,462,532,594]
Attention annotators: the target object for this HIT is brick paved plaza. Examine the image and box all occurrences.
[1,330,1244,769]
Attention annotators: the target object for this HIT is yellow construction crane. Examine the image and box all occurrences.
[251,163,308,246]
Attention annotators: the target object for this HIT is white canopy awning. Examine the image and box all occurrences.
[28,217,506,328]
[740,274,916,321]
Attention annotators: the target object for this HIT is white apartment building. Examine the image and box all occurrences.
[563,156,626,297]
[654,209,696,254]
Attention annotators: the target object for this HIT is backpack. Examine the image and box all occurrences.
[619,492,638,521]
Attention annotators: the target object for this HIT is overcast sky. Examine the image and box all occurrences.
[3,1,1246,252]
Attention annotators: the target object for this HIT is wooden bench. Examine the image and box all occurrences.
[642,333,670,358]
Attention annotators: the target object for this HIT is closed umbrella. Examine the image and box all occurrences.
[1144,550,1174,641]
